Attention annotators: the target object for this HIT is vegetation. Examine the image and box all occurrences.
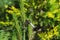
[0,0,60,40]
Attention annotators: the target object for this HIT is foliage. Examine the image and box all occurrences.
[0,30,10,40]
[0,0,60,40]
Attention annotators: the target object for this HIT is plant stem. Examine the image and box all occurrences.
[13,14,22,40]
[19,0,26,40]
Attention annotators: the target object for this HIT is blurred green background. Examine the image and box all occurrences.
[0,0,60,40]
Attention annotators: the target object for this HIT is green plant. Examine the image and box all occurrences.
[0,0,60,40]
